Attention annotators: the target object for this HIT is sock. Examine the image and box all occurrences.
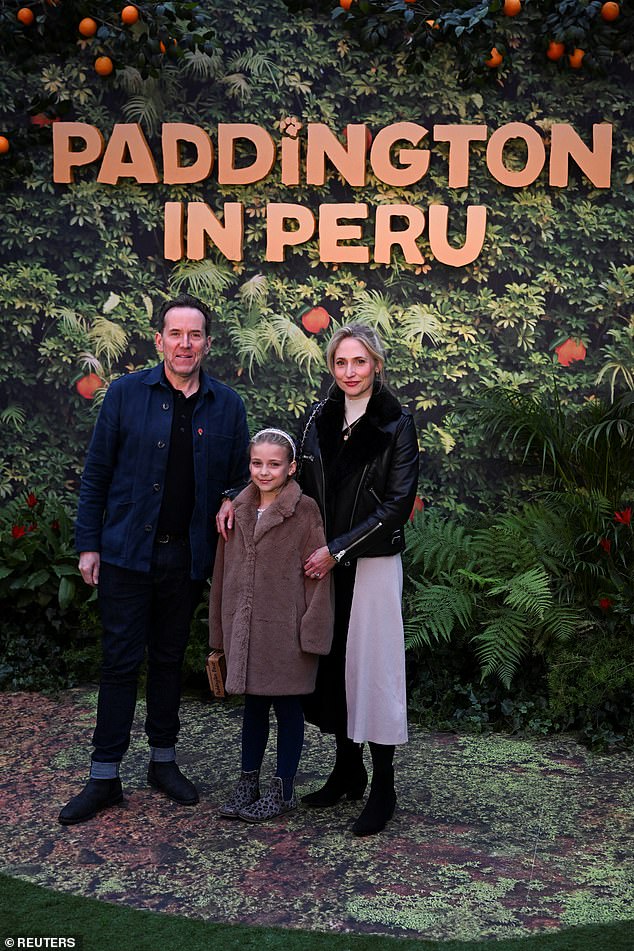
[150,746,176,763]
[90,760,120,780]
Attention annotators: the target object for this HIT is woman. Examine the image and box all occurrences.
[299,322,419,836]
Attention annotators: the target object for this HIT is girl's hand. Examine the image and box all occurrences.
[304,546,336,580]
[216,498,236,541]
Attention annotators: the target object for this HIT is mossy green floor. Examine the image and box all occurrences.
[1,689,633,943]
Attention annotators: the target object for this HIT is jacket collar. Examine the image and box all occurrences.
[144,361,216,398]
[234,480,303,545]
[316,384,401,476]
[320,383,402,427]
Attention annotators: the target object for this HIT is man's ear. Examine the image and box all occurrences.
[155,331,164,353]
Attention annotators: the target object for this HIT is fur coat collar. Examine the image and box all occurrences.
[233,478,303,545]
[316,384,403,481]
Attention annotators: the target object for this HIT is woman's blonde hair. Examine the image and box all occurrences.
[326,323,386,385]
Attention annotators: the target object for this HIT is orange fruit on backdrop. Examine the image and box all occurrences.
[94,55,114,76]
[555,339,587,366]
[546,40,565,61]
[485,47,503,67]
[0,136,9,154]
[76,374,104,399]
[121,5,140,24]
[17,7,35,25]
[600,1,620,20]
[301,306,331,334]
[340,0,353,9]
[568,47,585,68]
[503,0,521,16]
[78,17,98,37]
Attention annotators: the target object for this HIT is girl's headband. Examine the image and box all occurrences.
[252,428,297,460]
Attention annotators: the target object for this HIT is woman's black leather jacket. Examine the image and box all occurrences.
[298,385,419,563]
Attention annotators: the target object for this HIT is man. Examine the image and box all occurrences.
[59,294,249,825]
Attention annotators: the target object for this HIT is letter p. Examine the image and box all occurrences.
[53,122,105,183]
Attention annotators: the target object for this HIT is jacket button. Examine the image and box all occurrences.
[144,524,152,532]
[153,483,160,492]
[162,402,170,410]
[157,440,165,449]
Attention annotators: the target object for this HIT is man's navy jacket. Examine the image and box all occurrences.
[75,363,249,581]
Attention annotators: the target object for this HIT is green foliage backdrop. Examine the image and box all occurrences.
[0,0,632,738]
[0,0,632,506]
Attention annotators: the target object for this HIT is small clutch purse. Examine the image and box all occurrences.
[205,649,227,699]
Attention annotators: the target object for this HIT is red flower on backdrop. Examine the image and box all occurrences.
[409,496,425,521]
[599,597,613,612]
[26,492,38,509]
[614,507,632,526]
[51,520,60,534]
[27,523,37,532]
[30,114,60,127]
[11,525,26,539]
[555,339,587,367]
[599,538,612,553]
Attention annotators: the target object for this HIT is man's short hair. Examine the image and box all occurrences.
[156,294,212,336]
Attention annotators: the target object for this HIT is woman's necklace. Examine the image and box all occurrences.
[342,415,362,441]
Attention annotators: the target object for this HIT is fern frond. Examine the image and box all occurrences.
[0,404,26,428]
[538,602,589,644]
[228,324,268,376]
[472,523,536,575]
[405,583,474,649]
[232,50,279,84]
[596,360,634,402]
[87,317,128,364]
[488,565,553,621]
[400,304,444,349]
[121,96,162,135]
[77,352,105,376]
[169,260,236,298]
[239,273,268,309]
[54,307,87,338]
[405,511,473,576]
[352,290,394,334]
[182,50,222,80]
[270,316,325,379]
[115,66,146,95]
[467,384,567,477]
[471,609,529,688]
[222,73,251,102]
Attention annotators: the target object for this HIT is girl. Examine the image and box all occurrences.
[209,428,333,822]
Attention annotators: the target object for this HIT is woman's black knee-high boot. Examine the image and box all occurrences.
[302,732,368,807]
[351,742,396,836]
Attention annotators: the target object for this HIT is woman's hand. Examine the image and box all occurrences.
[216,498,236,541]
[304,546,336,580]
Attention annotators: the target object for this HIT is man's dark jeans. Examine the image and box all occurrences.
[92,540,204,763]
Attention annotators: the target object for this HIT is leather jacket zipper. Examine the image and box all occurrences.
[350,465,370,530]
[334,520,383,562]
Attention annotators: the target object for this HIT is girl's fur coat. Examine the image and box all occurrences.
[209,479,334,695]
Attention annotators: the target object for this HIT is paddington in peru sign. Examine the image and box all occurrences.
[52,120,612,267]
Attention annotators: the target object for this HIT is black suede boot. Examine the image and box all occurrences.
[302,735,367,807]
[351,743,396,836]
[58,778,123,825]
[147,761,199,805]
